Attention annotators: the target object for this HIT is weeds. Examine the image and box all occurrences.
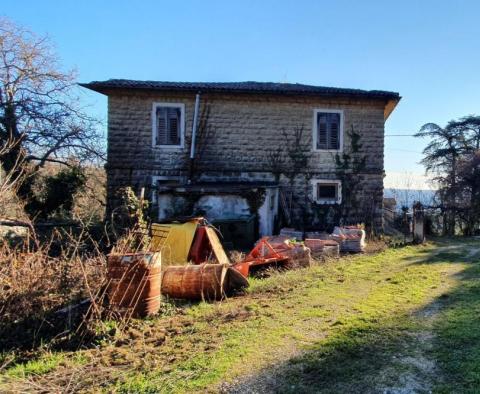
[0,227,107,353]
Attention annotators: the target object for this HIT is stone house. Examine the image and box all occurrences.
[82,80,400,242]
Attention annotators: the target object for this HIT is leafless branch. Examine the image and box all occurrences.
[0,17,105,180]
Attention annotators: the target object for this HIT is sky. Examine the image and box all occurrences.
[3,0,480,189]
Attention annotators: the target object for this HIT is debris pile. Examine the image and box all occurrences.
[105,219,367,315]
[279,227,303,240]
[304,238,340,259]
[331,226,366,253]
[278,240,311,270]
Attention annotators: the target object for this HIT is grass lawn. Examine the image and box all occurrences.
[1,238,480,393]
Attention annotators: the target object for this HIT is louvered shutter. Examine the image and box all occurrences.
[156,106,181,146]
[167,108,180,145]
[156,107,167,145]
[317,112,340,150]
[327,113,340,150]
[317,113,328,149]
[329,119,339,150]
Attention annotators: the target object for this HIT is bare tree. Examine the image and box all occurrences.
[0,17,104,183]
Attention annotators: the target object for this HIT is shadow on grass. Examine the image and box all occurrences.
[227,239,480,393]
[0,300,94,357]
[278,321,411,393]
[397,238,480,392]
[427,259,480,392]
[0,294,205,369]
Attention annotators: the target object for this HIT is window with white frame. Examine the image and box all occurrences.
[313,109,343,151]
[311,179,342,204]
[152,103,185,147]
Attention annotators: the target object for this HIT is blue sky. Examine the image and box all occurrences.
[3,0,480,188]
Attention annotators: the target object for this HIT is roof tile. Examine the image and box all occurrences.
[80,79,400,100]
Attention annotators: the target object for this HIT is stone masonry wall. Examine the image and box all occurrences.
[106,89,387,231]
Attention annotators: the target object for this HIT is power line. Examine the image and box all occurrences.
[385,134,416,137]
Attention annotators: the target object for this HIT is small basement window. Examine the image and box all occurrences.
[313,109,343,151]
[311,179,342,204]
[151,176,183,203]
[152,103,185,147]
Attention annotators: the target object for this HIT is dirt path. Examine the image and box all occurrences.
[378,242,480,394]
[223,297,446,394]
[377,303,440,394]
[223,242,472,394]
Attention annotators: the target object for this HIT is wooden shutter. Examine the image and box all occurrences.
[167,108,180,145]
[329,119,339,150]
[156,106,181,145]
[317,112,340,150]
[317,113,328,149]
[156,107,167,145]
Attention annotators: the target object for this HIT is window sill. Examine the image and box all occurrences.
[312,148,343,153]
[153,145,185,150]
[313,200,342,205]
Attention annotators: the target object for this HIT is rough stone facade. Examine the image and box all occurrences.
[106,89,389,232]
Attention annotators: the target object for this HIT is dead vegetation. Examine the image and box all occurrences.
[0,160,108,355]
[0,228,107,353]
[0,174,147,362]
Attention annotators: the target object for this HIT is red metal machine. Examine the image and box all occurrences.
[232,236,291,277]
[187,225,230,265]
